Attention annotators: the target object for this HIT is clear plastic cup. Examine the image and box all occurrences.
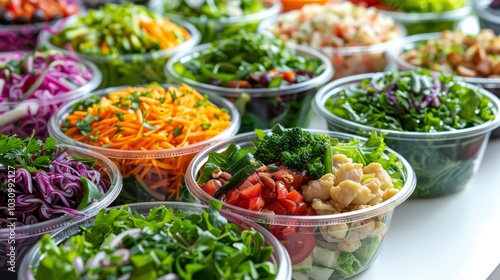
[387,31,500,138]
[313,73,500,198]
[0,51,102,139]
[473,0,500,34]
[165,43,333,133]
[257,6,405,80]
[18,201,292,280]
[48,85,240,204]
[0,144,122,280]
[38,16,201,89]
[376,5,471,35]
[151,0,282,44]
[185,130,416,280]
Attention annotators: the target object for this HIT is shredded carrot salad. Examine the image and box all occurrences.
[61,84,232,200]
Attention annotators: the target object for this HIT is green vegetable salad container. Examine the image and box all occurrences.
[48,85,240,204]
[185,129,417,280]
[165,43,333,133]
[313,71,500,198]
[19,202,292,280]
[0,145,122,280]
[151,0,282,44]
[38,8,201,89]
[376,4,471,35]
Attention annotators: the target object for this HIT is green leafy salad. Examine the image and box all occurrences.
[30,201,279,280]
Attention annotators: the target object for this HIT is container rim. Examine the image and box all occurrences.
[0,50,102,107]
[387,32,500,87]
[256,9,406,56]
[472,0,500,24]
[19,201,292,280]
[48,84,241,158]
[0,144,122,239]
[185,129,417,226]
[164,43,334,98]
[152,0,282,25]
[312,72,500,141]
[0,10,78,33]
[376,4,471,22]
[37,15,201,63]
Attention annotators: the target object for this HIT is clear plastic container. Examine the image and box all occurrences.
[165,43,333,133]
[185,130,416,280]
[151,0,281,44]
[19,201,292,280]
[48,85,240,204]
[312,73,500,198]
[376,5,471,35]
[0,144,122,280]
[387,32,500,138]
[473,0,500,35]
[258,12,405,80]
[38,16,201,89]
[0,51,102,140]
[0,1,80,52]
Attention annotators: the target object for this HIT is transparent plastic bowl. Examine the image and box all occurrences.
[257,14,405,80]
[0,4,80,52]
[185,130,416,280]
[152,0,281,44]
[387,32,500,138]
[313,73,500,198]
[165,43,333,133]
[38,16,201,89]
[0,52,102,140]
[19,201,292,280]
[473,0,500,34]
[48,85,240,204]
[0,144,122,280]
[376,5,471,35]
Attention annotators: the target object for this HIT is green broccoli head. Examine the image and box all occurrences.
[254,125,331,179]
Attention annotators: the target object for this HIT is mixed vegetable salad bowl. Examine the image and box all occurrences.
[0,0,80,51]
[19,201,292,280]
[152,0,282,44]
[38,3,201,89]
[313,69,500,198]
[257,1,404,80]
[165,32,333,133]
[48,84,240,204]
[185,126,417,280]
[0,50,102,140]
[387,30,500,138]
[473,0,500,34]
[0,135,122,279]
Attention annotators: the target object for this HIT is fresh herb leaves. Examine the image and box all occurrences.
[0,134,59,172]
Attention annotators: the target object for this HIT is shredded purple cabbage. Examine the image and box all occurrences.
[0,50,93,139]
[0,150,110,227]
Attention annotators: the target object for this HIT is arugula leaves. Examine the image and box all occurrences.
[0,134,58,172]
[33,202,278,280]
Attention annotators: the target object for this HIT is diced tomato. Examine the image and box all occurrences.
[279,199,297,214]
[237,179,254,191]
[276,181,288,200]
[261,187,277,202]
[225,189,240,205]
[265,201,288,215]
[240,183,262,199]
[249,197,265,211]
[304,207,317,216]
[295,202,308,215]
[277,227,316,265]
[282,71,296,83]
[246,172,261,185]
[203,179,222,196]
[273,169,310,190]
[286,190,304,204]
[237,199,249,209]
[281,226,296,235]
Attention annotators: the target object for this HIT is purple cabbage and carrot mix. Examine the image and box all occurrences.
[0,134,110,227]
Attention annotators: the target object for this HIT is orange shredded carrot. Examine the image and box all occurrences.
[61,84,232,200]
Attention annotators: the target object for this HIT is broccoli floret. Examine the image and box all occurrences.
[254,125,331,179]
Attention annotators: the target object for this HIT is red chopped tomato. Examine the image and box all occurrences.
[278,227,316,265]
[249,197,265,211]
[286,190,304,204]
[261,187,277,201]
[203,180,222,196]
[237,199,249,209]
[240,182,262,200]
[265,201,288,215]
[279,199,297,214]
[282,71,296,83]
[246,172,261,185]
[236,179,253,191]
[225,189,240,205]
[276,181,288,199]
[295,202,308,215]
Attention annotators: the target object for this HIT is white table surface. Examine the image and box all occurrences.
[308,108,500,280]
